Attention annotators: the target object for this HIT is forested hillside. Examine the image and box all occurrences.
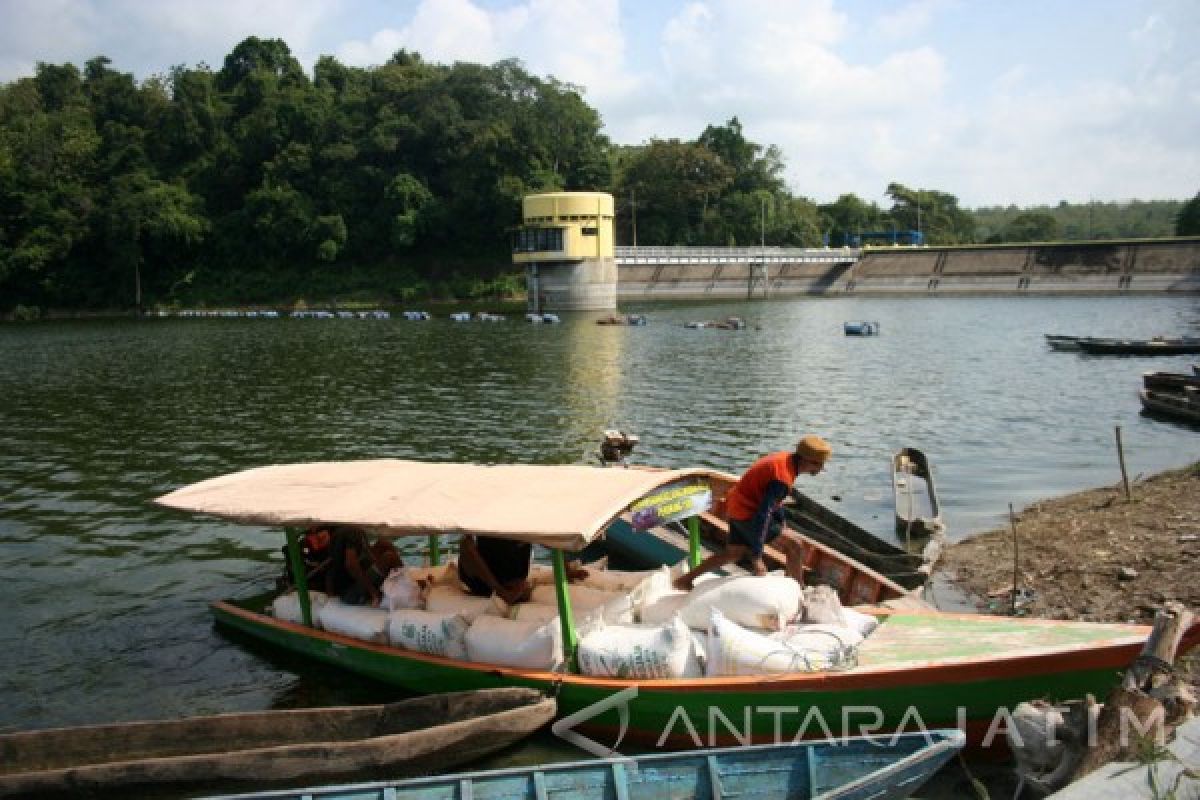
[970,200,1183,243]
[1,38,1195,314]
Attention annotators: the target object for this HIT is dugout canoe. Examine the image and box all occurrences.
[0,688,555,798]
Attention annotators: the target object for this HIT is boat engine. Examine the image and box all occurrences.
[598,430,639,467]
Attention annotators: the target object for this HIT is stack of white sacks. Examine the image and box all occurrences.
[270,562,878,677]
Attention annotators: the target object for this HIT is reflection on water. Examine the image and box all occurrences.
[1,295,1198,731]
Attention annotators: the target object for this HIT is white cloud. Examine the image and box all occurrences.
[873,0,954,41]
[335,0,629,100]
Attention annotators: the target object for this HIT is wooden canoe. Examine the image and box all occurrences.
[1078,337,1200,356]
[1044,334,1083,351]
[786,488,938,591]
[1141,370,1200,392]
[892,447,944,543]
[0,688,555,798]
[1139,388,1200,425]
[200,730,966,800]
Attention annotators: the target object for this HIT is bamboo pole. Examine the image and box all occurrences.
[1009,503,1020,616]
[1115,426,1132,503]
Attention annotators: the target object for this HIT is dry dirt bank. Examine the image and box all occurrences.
[940,461,1200,682]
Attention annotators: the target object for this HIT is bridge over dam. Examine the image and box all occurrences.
[615,238,1200,299]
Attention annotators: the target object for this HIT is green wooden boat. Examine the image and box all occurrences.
[201,731,966,800]
[156,460,1200,752]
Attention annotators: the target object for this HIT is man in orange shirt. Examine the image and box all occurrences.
[674,435,832,590]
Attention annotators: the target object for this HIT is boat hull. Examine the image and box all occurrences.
[0,688,555,798]
[1079,339,1200,355]
[1140,389,1200,425]
[212,600,1191,752]
[204,731,966,800]
[892,448,944,542]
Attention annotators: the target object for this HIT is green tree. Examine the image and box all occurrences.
[995,212,1059,243]
[819,194,886,246]
[1177,191,1200,235]
[614,139,733,245]
[886,183,975,244]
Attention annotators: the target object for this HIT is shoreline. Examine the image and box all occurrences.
[940,461,1199,682]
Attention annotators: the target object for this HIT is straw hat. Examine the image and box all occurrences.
[795,435,832,463]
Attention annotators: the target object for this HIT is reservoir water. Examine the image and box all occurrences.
[1,294,1198,733]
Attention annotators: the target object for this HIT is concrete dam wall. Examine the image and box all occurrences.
[616,238,1200,298]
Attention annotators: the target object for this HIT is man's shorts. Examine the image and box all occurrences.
[728,516,783,552]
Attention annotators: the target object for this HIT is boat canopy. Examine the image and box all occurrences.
[154,459,719,550]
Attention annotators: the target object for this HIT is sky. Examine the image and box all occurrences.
[2,0,1197,209]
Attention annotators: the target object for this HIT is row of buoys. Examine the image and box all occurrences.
[157,309,394,319]
[450,312,512,322]
[596,314,648,326]
[158,309,283,318]
[292,310,392,319]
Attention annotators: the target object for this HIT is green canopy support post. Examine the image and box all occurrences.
[687,516,702,568]
[428,534,441,566]
[552,550,579,673]
[284,527,313,627]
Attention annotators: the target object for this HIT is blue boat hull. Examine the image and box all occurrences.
[203,731,965,800]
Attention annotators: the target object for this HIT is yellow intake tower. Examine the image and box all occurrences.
[512,192,616,311]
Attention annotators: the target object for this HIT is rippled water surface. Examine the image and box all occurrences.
[1,295,1198,731]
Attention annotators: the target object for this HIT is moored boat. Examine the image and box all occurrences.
[153,460,1200,751]
[1139,387,1200,425]
[892,447,944,543]
[1044,334,1083,351]
[201,730,967,800]
[0,688,555,798]
[1077,336,1200,356]
[844,321,880,336]
[1142,370,1200,392]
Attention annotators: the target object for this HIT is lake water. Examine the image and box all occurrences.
[1,294,1198,733]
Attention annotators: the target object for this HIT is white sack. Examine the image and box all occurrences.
[532,583,619,611]
[504,602,560,626]
[465,616,561,670]
[577,616,701,679]
[318,600,390,643]
[843,607,880,638]
[800,585,847,626]
[681,575,801,632]
[387,609,469,659]
[582,568,663,593]
[380,570,424,611]
[705,610,850,676]
[583,592,636,625]
[425,585,507,619]
[770,622,864,651]
[271,590,328,626]
[639,591,690,625]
